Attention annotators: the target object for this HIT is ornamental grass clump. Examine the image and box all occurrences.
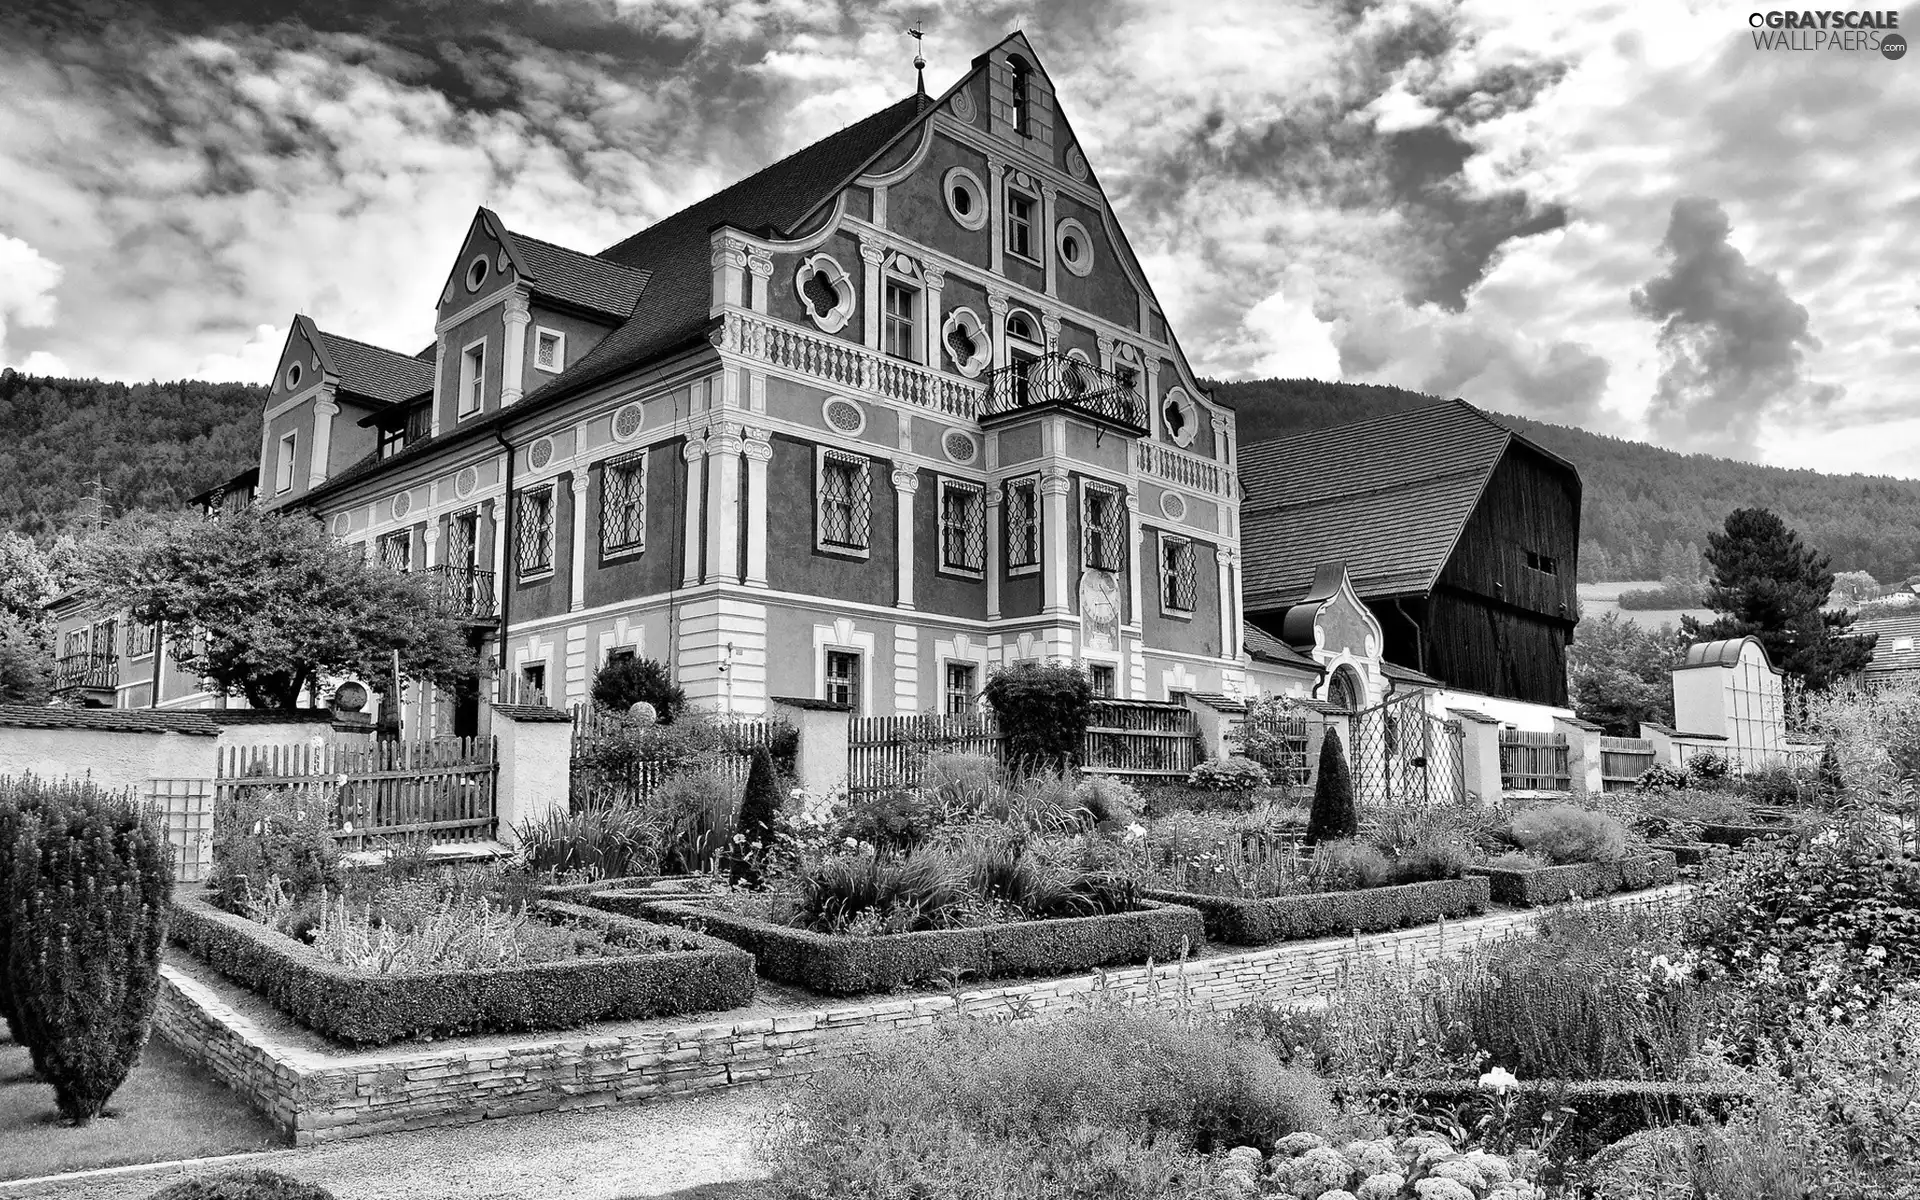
[1507,803,1627,865]
[514,804,659,881]
[5,785,172,1123]
[756,1006,1334,1200]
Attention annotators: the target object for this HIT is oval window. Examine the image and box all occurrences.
[952,185,972,216]
[465,257,488,292]
[1062,235,1081,263]
[284,362,302,390]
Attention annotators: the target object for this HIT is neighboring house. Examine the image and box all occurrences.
[56,34,1247,728]
[1855,614,1920,687]
[1237,400,1582,709]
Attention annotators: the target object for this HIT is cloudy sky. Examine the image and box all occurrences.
[1,0,1915,475]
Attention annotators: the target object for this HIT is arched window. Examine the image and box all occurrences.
[1327,664,1365,711]
[1009,55,1032,136]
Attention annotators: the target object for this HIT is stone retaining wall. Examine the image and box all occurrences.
[154,886,1688,1145]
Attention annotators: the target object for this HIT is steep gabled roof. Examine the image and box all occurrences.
[1238,399,1563,611]
[525,95,930,405]
[1243,622,1321,671]
[499,224,652,320]
[314,328,435,405]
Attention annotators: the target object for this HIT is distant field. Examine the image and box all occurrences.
[1578,580,1714,630]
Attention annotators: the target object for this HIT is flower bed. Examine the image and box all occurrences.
[1698,821,1798,848]
[591,891,1205,996]
[1140,877,1489,946]
[168,889,756,1046]
[1467,850,1678,907]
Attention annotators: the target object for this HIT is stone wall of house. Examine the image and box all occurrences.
[154,886,1684,1145]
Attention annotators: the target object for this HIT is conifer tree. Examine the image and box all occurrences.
[5,791,171,1123]
[1305,727,1358,846]
[729,747,781,887]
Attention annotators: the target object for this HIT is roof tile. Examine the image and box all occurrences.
[317,332,435,405]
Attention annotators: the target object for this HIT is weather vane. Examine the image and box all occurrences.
[908,22,927,96]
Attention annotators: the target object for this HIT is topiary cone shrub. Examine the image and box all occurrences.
[729,747,780,887]
[5,789,172,1123]
[1305,726,1357,846]
[982,661,1094,773]
[0,775,82,1049]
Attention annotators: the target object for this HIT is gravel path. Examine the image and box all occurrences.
[0,1085,777,1200]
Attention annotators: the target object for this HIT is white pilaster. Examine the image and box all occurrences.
[710,235,748,315]
[893,623,918,715]
[430,334,446,437]
[706,421,743,585]
[1040,182,1059,297]
[859,240,886,351]
[985,484,1004,621]
[1040,468,1071,615]
[987,292,1010,369]
[923,265,945,370]
[1123,482,1144,628]
[569,472,590,611]
[986,152,1004,275]
[892,465,919,610]
[747,251,773,314]
[681,438,707,587]
[1144,357,1162,441]
[743,426,772,588]
[501,292,530,406]
[308,392,338,488]
[423,521,441,569]
[1216,544,1234,665]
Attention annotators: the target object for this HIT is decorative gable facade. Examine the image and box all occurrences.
[169,34,1244,730]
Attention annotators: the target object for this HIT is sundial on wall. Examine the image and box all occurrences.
[1080,569,1121,652]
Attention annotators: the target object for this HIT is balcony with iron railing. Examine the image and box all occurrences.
[53,650,118,694]
[427,565,497,622]
[981,352,1147,434]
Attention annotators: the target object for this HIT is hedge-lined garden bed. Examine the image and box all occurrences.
[1140,877,1489,946]
[538,874,724,904]
[1700,820,1800,848]
[168,890,756,1046]
[591,891,1206,996]
[1648,840,1732,868]
[1468,849,1678,907]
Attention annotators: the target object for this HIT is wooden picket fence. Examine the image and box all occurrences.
[1499,729,1572,792]
[215,737,498,847]
[1082,700,1199,778]
[847,712,1003,799]
[1600,736,1657,792]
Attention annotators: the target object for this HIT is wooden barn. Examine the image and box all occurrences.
[1237,399,1582,707]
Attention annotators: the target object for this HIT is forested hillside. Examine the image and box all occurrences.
[0,370,264,539]
[1213,378,1920,584]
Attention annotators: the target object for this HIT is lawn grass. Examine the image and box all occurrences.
[1,1031,286,1182]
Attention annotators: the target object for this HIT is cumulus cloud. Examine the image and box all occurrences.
[1631,196,1841,460]
[0,234,62,369]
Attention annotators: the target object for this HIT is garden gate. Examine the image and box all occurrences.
[1347,691,1465,808]
[215,737,498,848]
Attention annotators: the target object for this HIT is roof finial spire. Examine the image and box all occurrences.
[907,22,927,96]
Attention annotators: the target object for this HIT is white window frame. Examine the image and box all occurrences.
[1159,532,1197,618]
[377,529,413,573]
[275,431,297,494]
[1056,217,1094,277]
[794,253,856,334]
[824,649,863,712]
[936,477,985,577]
[882,275,920,363]
[1004,183,1040,264]
[459,337,487,418]
[943,661,979,715]
[533,326,566,374]
[516,484,556,579]
[815,446,872,558]
[942,166,988,231]
[1005,474,1040,575]
[599,450,647,558]
[1087,661,1117,699]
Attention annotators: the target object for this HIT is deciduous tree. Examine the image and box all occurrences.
[81,508,483,710]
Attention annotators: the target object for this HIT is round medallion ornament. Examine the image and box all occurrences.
[529,437,555,470]
[1160,491,1188,521]
[941,308,992,378]
[950,87,977,123]
[823,397,866,436]
[454,466,478,499]
[612,402,645,442]
[331,512,353,536]
[942,430,979,465]
[1065,144,1089,182]
[392,492,413,521]
[793,253,856,333]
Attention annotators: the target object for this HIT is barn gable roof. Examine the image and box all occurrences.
[1856,613,1920,679]
[1237,399,1572,612]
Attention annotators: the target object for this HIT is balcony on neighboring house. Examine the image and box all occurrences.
[428,564,497,623]
[52,650,119,701]
[981,352,1147,434]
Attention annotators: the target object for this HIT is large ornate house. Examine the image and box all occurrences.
[59,35,1248,731]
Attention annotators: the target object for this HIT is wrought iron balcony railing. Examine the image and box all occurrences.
[981,352,1147,432]
[53,650,118,693]
[428,565,497,621]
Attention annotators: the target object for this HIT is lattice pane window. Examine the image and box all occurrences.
[1161,535,1197,613]
[938,480,986,574]
[1081,482,1126,572]
[1005,477,1039,569]
[825,650,861,710]
[945,662,977,715]
[126,620,157,658]
[447,510,479,570]
[378,530,413,573]
[818,451,871,550]
[516,486,555,575]
[601,452,647,554]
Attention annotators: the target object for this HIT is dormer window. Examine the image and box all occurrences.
[274,431,297,494]
[534,328,565,374]
[459,339,486,417]
[1009,55,1032,136]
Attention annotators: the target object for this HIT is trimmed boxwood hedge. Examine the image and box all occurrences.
[590,892,1206,996]
[1140,877,1489,946]
[1699,821,1799,848]
[168,890,755,1046]
[1648,840,1731,868]
[538,875,720,903]
[1468,849,1679,907]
